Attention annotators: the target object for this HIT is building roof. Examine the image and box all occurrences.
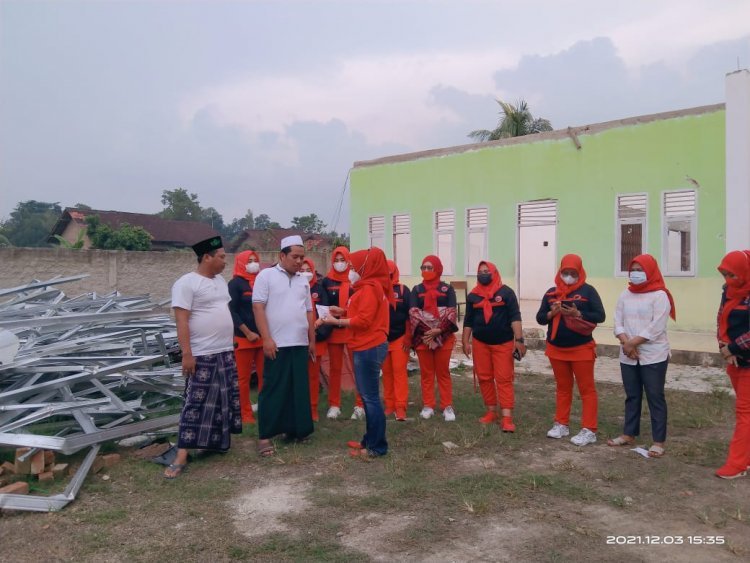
[229,228,333,252]
[353,103,725,168]
[48,208,219,248]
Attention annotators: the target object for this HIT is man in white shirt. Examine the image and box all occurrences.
[164,236,242,478]
[252,235,316,456]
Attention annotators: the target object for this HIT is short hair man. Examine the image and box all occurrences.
[252,235,316,456]
[165,236,242,478]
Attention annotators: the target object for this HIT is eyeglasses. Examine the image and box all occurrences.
[420,265,434,271]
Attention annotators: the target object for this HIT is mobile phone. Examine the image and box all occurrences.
[513,348,522,361]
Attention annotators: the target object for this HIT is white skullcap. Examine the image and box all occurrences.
[281,235,304,249]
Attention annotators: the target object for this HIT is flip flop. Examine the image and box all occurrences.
[607,436,634,447]
[257,440,275,457]
[164,463,187,479]
[648,445,665,458]
[346,440,363,449]
[348,448,373,462]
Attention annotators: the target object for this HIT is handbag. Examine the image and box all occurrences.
[562,315,597,336]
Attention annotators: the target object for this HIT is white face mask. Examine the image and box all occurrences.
[333,261,348,273]
[561,275,578,286]
[245,262,260,274]
[300,272,313,283]
[629,271,647,285]
[348,270,360,284]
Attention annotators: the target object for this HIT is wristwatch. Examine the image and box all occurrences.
[514,338,525,344]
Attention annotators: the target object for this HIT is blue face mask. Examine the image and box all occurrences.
[629,271,647,285]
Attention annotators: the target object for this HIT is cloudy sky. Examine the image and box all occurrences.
[1,1,749,233]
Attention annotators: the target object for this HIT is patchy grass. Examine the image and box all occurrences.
[1,370,748,562]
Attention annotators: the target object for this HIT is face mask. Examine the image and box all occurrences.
[477,273,493,286]
[422,271,438,282]
[629,271,647,285]
[300,272,313,283]
[726,277,743,289]
[333,262,348,273]
[561,274,578,286]
[348,270,360,284]
[245,262,260,274]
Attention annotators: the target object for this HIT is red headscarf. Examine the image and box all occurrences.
[302,257,318,287]
[717,250,750,342]
[628,254,676,320]
[325,246,351,308]
[420,255,443,317]
[549,254,587,339]
[470,261,503,323]
[387,259,400,309]
[232,250,261,286]
[350,247,394,307]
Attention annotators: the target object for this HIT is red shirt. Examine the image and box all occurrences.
[348,285,389,351]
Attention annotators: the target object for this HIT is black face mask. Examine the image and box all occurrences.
[477,273,493,286]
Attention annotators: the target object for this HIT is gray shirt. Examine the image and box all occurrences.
[252,264,312,347]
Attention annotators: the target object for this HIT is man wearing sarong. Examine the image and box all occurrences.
[253,235,316,456]
[165,236,242,478]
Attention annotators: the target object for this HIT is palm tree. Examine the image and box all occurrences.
[469,99,553,142]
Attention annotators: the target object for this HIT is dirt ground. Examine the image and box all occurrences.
[1,366,748,562]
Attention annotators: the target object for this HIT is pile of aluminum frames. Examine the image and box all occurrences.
[0,275,184,512]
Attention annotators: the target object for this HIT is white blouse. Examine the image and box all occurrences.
[614,289,671,366]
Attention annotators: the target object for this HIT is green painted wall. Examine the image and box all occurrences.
[351,109,726,331]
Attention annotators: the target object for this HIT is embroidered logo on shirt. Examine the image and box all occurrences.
[494,296,503,303]
[440,286,448,293]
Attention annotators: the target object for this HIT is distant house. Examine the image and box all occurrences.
[48,208,219,251]
[229,228,334,254]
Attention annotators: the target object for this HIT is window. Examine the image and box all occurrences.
[616,194,647,274]
[465,207,488,275]
[368,216,384,249]
[662,189,696,275]
[434,210,455,275]
[392,214,411,275]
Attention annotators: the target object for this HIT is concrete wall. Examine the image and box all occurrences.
[0,248,331,301]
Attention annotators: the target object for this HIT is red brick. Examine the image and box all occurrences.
[14,448,31,474]
[1,461,14,474]
[102,453,121,468]
[52,463,69,479]
[91,456,104,474]
[30,450,45,475]
[0,481,29,495]
[44,450,55,466]
[38,471,54,482]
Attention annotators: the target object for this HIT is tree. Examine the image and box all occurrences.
[159,188,202,221]
[291,213,326,234]
[201,207,225,232]
[53,228,86,249]
[0,200,62,247]
[85,215,151,251]
[469,99,553,142]
[254,213,281,230]
[0,233,11,247]
[329,231,350,249]
[224,209,255,240]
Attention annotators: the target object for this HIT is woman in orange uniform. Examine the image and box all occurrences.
[409,255,459,421]
[382,260,411,421]
[228,250,264,424]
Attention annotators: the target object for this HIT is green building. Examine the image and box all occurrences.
[350,71,750,331]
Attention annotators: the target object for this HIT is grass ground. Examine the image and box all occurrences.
[1,368,748,562]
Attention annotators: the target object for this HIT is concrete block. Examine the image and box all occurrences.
[0,481,30,495]
[52,463,69,479]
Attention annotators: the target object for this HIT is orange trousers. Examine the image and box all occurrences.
[548,357,597,431]
[473,340,515,409]
[327,343,362,408]
[234,343,265,423]
[382,336,409,411]
[723,365,750,472]
[416,335,455,410]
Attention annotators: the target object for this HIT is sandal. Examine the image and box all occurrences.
[648,444,665,458]
[607,436,634,447]
[164,463,187,479]
[257,440,275,457]
[346,440,363,449]
[348,448,374,461]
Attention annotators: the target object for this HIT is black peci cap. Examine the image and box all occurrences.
[191,236,223,256]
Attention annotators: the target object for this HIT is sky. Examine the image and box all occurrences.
[1,0,749,234]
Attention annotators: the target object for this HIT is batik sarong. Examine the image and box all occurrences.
[177,350,242,451]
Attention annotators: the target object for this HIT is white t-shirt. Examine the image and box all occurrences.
[171,272,234,356]
[614,289,671,366]
[252,264,312,347]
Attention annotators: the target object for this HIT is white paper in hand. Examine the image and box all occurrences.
[316,304,330,319]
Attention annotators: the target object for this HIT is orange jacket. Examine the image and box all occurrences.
[348,285,389,351]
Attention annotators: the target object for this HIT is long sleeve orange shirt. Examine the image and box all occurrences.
[348,285,389,351]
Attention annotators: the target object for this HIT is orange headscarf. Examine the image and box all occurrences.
[420,255,443,317]
[302,257,318,288]
[387,259,400,309]
[325,246,351,308]
[470,261,503,323]
[232,250,261,286]
[628,254,676,321]
[350,248,395,307]
[717,250,750,342]
[549,254,587,339]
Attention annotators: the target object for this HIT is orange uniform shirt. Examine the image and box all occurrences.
[348,285,389,351]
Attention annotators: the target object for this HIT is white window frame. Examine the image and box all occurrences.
[615,193,648,276]
[392,213,412,276]
[433,209,455,275]
[465,207,488,276]
[661,189,697,277]
[368,215,385,250]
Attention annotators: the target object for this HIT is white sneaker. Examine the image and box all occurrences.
[350,406,365,420]
[571,428,597,446]
[326,406,341,420]
[251,403,258,413]
[443,406,456,422]
[546,422,570,439]
[420,407,435,419]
